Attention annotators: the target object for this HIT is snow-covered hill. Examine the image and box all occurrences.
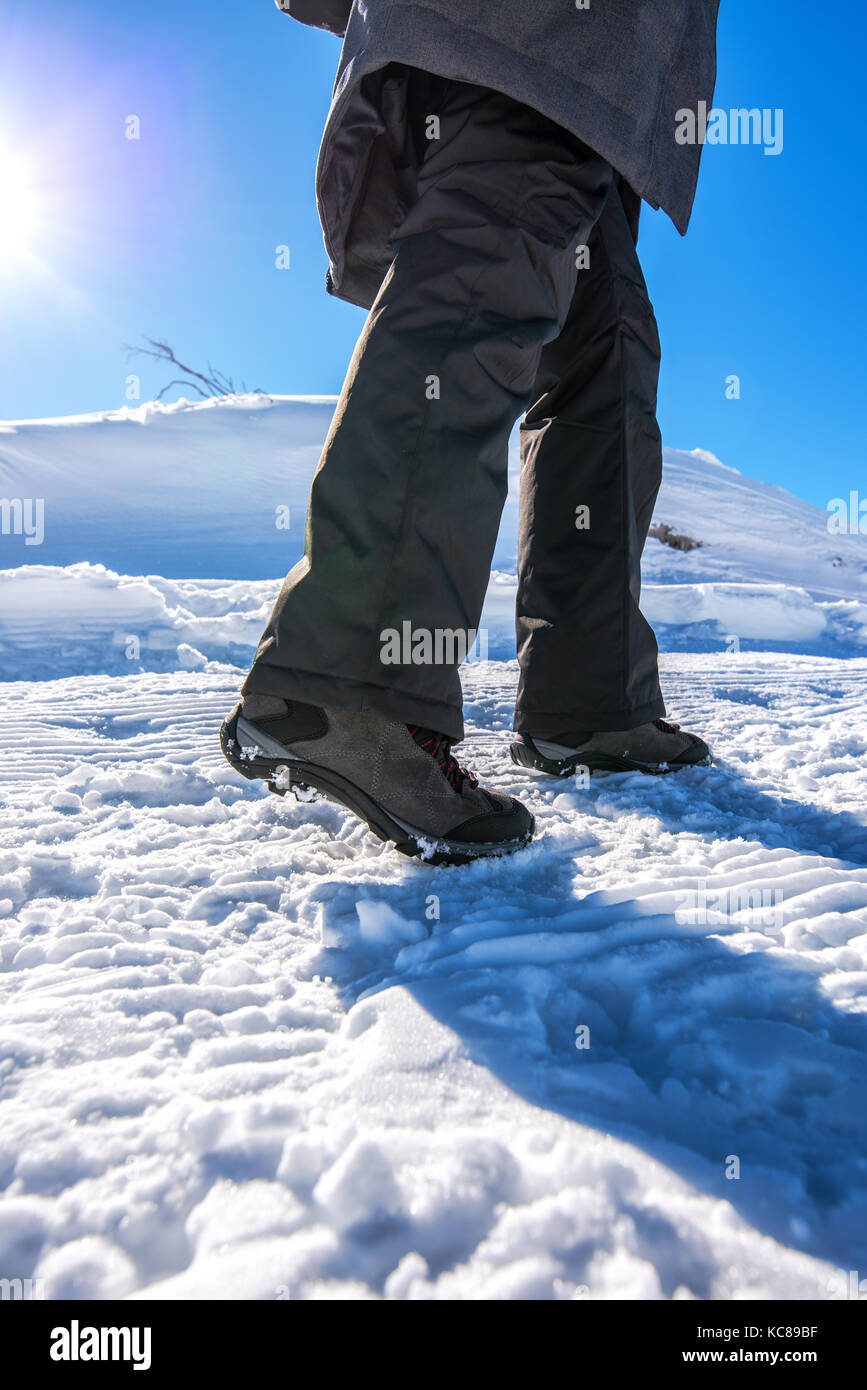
[1,396,865,1301]
[2,395,866,681]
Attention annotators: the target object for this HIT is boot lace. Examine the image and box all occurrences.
[653,718,681,734]
[408,726,479,792]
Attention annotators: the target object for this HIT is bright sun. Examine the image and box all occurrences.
[0,141,43,265]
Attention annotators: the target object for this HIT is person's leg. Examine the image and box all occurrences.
[242,72,614,743]
[513,180,665,737]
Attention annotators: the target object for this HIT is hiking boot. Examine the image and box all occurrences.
[511,717,711,777]
[221,697,534,865]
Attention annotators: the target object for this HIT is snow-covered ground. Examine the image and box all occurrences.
[1,397,866,1300]
[2,658,866,1300]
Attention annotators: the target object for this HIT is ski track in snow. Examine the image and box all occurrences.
[1,654,866,1300]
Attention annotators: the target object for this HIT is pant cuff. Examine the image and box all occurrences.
[242,663,465,743]
[513,694,666,735]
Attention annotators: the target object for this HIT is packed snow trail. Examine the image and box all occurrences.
[1,653,865,1299]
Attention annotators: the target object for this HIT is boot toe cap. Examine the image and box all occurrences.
[672,733,711,765]
[446,791,535,846]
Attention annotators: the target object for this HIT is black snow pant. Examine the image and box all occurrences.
[243,70,665,743]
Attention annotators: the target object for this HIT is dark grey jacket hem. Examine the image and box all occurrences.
[313,2,718,309]
[275,0,350,38]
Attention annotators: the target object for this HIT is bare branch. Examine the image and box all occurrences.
[123,338,265,401]
[153,378,212,402]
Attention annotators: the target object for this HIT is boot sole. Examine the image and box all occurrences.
[221,712,533,866]
[510,736,712,778]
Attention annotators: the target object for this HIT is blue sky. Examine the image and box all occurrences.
[0,0,863,509]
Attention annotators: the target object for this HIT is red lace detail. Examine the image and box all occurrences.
[408,726,479,792]
[653,718,681,734]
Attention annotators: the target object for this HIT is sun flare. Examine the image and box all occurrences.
[0,141,43,265]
